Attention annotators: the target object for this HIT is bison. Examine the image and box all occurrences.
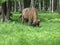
[21,8,40,26]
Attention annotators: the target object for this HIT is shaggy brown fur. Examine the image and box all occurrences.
[22,8,40,26]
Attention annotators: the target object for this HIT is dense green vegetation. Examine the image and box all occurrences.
[0,13,60,45]
[0,0,60,45]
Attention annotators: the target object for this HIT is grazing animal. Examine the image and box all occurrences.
[21,8,40,26]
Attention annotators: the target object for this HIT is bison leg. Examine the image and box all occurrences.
[29,18,32,25]
[37,23,39,27]
[22,16,24,23]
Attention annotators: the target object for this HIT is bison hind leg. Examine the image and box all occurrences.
[37,23,39,27]
[25,19,28,22]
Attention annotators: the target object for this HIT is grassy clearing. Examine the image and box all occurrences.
[0,13,60,45]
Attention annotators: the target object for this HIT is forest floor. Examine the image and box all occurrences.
[0,13,60,45]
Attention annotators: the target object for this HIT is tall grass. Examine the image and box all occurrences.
[0,13,60,45]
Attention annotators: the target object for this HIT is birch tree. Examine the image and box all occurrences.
[58,0,60,13]
[52,0,54,13]
[49,0,51,12]
[18,0,21,12]
[42,0,45,11]
[39,0,41,11]
[21,0,24,10]
[30,0,34,8]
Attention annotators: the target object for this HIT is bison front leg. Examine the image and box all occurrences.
[29,18,32,26]
[22,16,24,23]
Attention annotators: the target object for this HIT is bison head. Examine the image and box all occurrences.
[32,19,40,27]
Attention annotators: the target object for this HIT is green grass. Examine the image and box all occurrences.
[0,13,60,45]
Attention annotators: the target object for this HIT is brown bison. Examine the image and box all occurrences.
[21,8,40,26]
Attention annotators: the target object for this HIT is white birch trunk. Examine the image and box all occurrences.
[30,0,34,8]
[52,0,54,13]
[39,0,41,11]
[42,0,45,11]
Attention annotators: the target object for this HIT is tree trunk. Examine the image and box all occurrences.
[2,0,12,22]
[6,1,9,21]
[42,0,45,12]
[48,0,51,12]
[11,1,14,12]
[39,0,41,11]
[52,0,54,13]
[2,2,7,22]
[30,0,34,8]
[58,0,60,13]
[57,0,59,10]
[18,1,21,12]
[12,0,14,12]
[6,0,11,21]
[14,1,17,12]
[21,0,24,10]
